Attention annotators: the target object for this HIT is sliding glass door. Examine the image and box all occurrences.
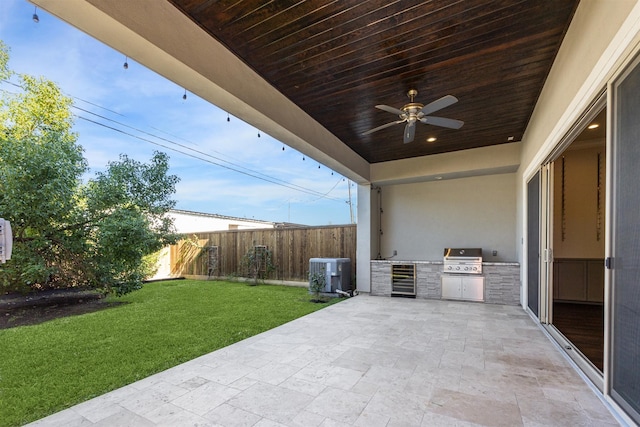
[610,55,640,424]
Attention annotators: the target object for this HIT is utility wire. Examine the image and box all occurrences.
[74,96,199,148]
[2,77,346,202]
[306,178,344,203]
[72,105,342,200]
[73,96,126,117]
[75,114,344,201]
[73,105,258,176]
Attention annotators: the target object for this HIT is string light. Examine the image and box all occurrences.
[123,57,128,70]
[32,6,39,23]
[182,89,187,100]
[282,146,285,151]
[302,156,305,161]
[2,77,347,202]
[227,113,230,122]
[257,131,261,138]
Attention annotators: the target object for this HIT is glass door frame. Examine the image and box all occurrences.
[538,93,607,391]
[608,53,640,423]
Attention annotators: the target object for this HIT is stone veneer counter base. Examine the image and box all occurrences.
[371,260,521,305]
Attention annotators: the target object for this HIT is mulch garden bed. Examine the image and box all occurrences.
[0,288,125,329]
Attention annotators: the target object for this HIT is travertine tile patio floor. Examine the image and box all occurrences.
[28,295,619,426]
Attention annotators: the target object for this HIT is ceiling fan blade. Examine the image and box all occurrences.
[362,119,405,135]
[420,95,458,116]
[404,122,416,143]
[375,104,405,116]
[420,116,464,129]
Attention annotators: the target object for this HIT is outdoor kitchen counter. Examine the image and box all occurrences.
[370,260,521,305]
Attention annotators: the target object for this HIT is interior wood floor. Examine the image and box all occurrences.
[552,302,604,371]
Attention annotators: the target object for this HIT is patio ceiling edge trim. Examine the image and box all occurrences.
[33,0,371,184]
[370,142,521,186]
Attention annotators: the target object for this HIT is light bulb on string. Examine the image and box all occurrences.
[282,146,285,151]
[258,131,261,138]
[123,57,129,70]
[32,6,39,23]
[318,164,321,169]
[182,89,187,100]
[302,156,305,161]
[227,113,230,122]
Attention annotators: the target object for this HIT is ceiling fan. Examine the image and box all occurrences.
[362,89,464,143]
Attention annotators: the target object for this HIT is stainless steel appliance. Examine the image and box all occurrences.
[442,248,484,301]
[443,248,483,274]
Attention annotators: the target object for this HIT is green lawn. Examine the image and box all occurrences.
[0,280,339,427]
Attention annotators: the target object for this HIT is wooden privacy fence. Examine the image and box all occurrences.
[170,224,356,282]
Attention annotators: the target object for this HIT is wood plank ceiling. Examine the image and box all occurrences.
[168,0,579,164]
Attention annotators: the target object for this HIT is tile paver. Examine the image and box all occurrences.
[27,295,620,426]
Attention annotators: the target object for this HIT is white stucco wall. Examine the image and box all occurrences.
[377,173,517,262]
[169,211,274,234]
[356,184,372,292]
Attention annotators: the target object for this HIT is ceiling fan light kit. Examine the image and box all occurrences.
[363,89,464,143]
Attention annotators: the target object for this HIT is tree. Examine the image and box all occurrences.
[84,152,179,294]
[0,41,179,295]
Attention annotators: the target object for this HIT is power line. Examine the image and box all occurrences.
[72,107,343,201]
[75,114,344,201]
[73,96,126,117]
[2,77,347,202]
[72,105,270,181]
[306,178,344,203]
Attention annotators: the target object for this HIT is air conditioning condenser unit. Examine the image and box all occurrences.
[309,258,352,293]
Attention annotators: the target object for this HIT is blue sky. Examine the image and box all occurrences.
[0,0,356,226]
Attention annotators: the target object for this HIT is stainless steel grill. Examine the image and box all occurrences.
[443,248,483,274]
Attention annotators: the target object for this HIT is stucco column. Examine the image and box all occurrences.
[356,184,372,292]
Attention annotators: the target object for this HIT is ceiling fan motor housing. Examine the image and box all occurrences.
[402,102,424,122]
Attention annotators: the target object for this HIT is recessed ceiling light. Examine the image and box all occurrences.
[435,176,443,180]
[427,137,437,143]
[588,123,599,129]
[507,136,515,141]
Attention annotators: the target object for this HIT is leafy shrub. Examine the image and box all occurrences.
[309,270,326,301]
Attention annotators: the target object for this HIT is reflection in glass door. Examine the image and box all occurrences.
[548,115,606,373]
[536,97,607,387]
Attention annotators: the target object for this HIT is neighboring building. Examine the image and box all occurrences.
[168,209,278,233]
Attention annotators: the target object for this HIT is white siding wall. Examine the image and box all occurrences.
[169,211,274,233]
